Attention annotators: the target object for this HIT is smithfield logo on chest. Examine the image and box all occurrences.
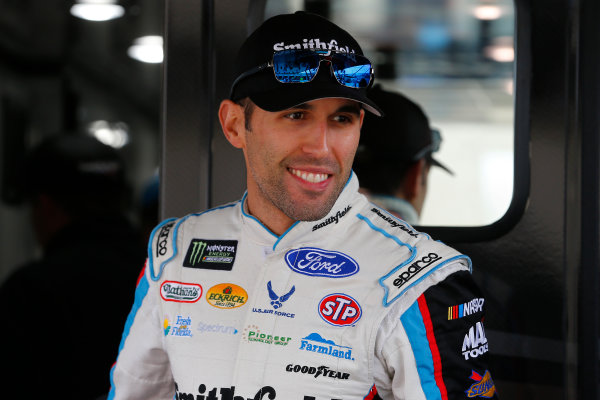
[285,247,359,278]
[160,281,202,303]
[318,293,362,326]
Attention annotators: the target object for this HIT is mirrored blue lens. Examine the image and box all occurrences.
[273,51,320,83]
[271,50,372,88]
[331,54,372,88]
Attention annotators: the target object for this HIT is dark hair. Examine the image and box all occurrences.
[24,135,130,217]
[235,97,255,131]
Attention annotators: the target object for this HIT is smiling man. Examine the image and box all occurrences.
[108,11,498,400]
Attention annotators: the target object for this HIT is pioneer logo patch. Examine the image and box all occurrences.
[183,239,238,270]
[160,281,202,303]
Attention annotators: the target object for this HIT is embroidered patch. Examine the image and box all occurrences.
[160,281,202,303]
[183,239,238,270]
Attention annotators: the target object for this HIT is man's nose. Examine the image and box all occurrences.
[301,121,330,156]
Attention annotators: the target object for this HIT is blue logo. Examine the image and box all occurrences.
[285,247,359,278]
[299,332,355,361]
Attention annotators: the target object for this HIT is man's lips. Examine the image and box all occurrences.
[288,167,330,184]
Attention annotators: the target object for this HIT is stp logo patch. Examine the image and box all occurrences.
[318,293,362,326]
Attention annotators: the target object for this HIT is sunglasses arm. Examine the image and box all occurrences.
[229,62,272,99]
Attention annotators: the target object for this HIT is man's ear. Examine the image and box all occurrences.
[218,99,246,149]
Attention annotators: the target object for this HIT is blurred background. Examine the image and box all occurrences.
[0,0,514,281]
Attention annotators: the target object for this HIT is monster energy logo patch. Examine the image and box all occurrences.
[183,239,238,270]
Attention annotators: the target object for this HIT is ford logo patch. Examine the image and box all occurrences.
[285,247,359,278]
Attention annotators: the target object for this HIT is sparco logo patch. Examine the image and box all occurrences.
[160,281,202,303]
[156,222,175,256]
[206,283,247,309]
[285,247,359,278]
[462,321,488,360]
[393,253,442,288]
[318,293,362,326]
[285,364,350,380]
[299,332,355,361]
[183,239,238,270]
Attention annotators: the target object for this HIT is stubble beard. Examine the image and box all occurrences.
[251,162,348,223]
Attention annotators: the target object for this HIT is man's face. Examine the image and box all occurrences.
[240,98,364,227]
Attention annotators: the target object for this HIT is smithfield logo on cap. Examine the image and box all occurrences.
[285,247,359,278]
[318,293,362,327]
[273,38,357,54]
[160,281,202,303]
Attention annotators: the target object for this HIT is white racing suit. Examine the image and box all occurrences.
[108,173,498,400]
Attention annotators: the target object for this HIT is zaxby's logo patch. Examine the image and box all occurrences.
[285,247,359,278]
[206,283,247,309]
[160,281,202,303]
[318,293,362,326]
[184,239,238,270]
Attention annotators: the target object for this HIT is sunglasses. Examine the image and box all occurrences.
[231,49,374,95]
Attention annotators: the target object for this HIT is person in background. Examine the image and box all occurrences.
[0,134,145,400]
[353,84,453,225]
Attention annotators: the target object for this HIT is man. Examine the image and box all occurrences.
[0,135,145,399]
[109,11,498,400]
[353,85,453,225]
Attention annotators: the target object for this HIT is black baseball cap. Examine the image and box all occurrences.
[229,11,382,116]
[356,85,453,174]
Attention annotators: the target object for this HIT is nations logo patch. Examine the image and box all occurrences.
[318,293,362,326]
[160,281,202,303]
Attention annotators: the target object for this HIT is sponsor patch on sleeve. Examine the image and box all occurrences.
[401,271,499,398]
[379,241,469,306]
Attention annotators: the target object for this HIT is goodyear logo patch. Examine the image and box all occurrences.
[206,283,248,309]
[184,239,238,271]
[160,281,202,303]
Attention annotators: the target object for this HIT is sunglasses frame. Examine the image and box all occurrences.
[230,49,374,98]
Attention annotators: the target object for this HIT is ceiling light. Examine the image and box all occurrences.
[127,36,164,63]
[87,120,130,149]
[485,37,514,62]
[70,0,125,22]
[473,5,503,20]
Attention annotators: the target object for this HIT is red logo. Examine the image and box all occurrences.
[318,293,362,326]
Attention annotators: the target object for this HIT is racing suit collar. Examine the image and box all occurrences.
[240,171,365,251]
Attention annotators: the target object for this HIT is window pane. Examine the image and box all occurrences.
[266,0,515,227]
